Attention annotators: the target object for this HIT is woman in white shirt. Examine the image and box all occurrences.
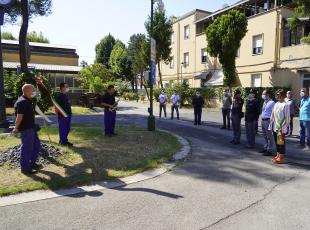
[269,89,291,164]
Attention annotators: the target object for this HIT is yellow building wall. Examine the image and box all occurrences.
[3,52,79,66]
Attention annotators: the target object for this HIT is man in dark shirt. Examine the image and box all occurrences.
[56,83,73,146]
[192,91,204,125]
[245,89,260,148]
[101,85,117,137]
[13,84,41,175]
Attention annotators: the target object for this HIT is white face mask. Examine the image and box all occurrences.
[196,93,200,97]
[31,91,37,98]
[301,92,305,97]
[262,95,267,100]
[65,88,70,93]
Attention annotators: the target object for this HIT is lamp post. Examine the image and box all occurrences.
[0,0,15,129]
[148,0,164,131]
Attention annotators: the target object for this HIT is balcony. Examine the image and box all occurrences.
[279,43,310,69]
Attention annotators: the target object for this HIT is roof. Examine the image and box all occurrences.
[195,0,251,23]
[3,61,82,73]
[173,9,212,23]
[2,39,77,50]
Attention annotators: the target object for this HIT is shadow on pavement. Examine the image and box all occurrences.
[112,187,183,199]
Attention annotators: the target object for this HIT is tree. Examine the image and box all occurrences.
[4,0,52,74]
[95,34,115,67]
[2,32,16,40]
[109,40,135,90]
[77,63,114,92]
[206,9,248,87]
[27,31,49,43]
[145,8,173,89]
[4,70,18,94]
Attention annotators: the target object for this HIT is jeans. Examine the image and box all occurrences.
[20,129,41,171]
[246,121,256,147]
[171,104,179,120]
[194,107,202,125]
[222,109,231,129]
[159,103,167,118]
[261,119,273,151]
[231,114,241,142]
[104,108,116,135]
[273,132,286,154]
[300,120,310,147]
[58,116,71,144]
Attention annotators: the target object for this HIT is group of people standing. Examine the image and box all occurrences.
[221,88,310,164]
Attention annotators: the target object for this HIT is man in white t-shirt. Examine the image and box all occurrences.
[158,91,167,118]
[170,91,180,120]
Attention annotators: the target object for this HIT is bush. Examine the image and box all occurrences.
[301,34,310,44]
[123,92,139,101]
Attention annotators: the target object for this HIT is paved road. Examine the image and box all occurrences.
[1,102,310,230]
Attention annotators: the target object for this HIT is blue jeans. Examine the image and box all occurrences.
[20,129,41,171]
[58,116,71,144]
[246,121,256,147]
[171,105,179,119]
[104,108,116,135]
[300,120,310,147]
[231,114,241,142]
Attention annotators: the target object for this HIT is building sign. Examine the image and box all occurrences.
[151,61,156,85]
[151,38,156,62]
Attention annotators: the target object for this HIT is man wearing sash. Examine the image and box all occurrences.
[56,83,73,146]
[13,84,41,174]
[269,89,290,164]
[102,85,117,137]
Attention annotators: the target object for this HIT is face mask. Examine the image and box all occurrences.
[262,95,267,100]
[65,88,70,93]
[275,96,279,100]
[31,91,37,98]
[301,92,305,97]
[196,93,200,97]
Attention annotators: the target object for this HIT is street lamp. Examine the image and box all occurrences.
[148,0,164,131]
[0,0,15,129]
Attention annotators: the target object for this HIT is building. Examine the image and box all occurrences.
[160,0,310,94]
[2,40,82,92]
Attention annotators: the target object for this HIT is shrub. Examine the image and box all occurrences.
[301,34,310,44]
[123,92,139,101]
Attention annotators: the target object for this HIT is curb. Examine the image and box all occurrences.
[0,130,190,207]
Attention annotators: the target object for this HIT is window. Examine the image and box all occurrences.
[171,33,175,44]
[201,48,208,63]
[253,34,263,55]
[251,74,262,87]
[169,80,174,87]
[183,52,189,66]
[184,25,190,40]
[169,56,174,69]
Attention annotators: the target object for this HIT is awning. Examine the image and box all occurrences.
[205,70,224,86]
[194,71,211,80]
[3,61,82,73]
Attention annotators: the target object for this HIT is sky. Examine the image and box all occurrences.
[3,0,237,64]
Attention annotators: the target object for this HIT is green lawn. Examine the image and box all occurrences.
[0,125,180,197]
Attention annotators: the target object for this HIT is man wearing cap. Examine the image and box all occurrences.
[13,84,41,175]
[259,89,275,156]
[158,91,167,118]
[299,88,310,151]
[285,91,298,136]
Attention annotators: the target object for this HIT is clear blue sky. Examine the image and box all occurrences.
[3,0,237,64]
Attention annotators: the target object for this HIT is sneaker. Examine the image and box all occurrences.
[262,151,273,156]
[234,141,240,145]
[245,145,254,149]
[303,146,310,151]
[66,141,74,147]
[220,127,226,130]
[21,168,37,175]
[230,140,235,144]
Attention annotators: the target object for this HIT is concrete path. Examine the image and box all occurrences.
[1,101,309,230]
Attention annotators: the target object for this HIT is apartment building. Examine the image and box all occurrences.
[160,0,310,95]
[2,40,82,92]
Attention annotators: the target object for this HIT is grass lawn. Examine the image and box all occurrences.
[0,125,180,197]
[6,106,100,117]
